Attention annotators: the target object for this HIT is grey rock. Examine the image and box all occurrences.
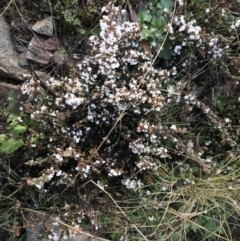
[0,16,29,80]
[26,35,52,65]
[16,45,25,54]
[32,17,53,37]
[18,50,29,67]
[53,50,66,65]
[35,71,50,81]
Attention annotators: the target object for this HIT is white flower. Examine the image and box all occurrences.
[40,105,47,112]
[174,45,182,55]
[17,117,23,123]
[146,190,151,195]
[108,169,122,177]
[122,178,143,189]
[54,153,63,162]
[36,184,42,189]
[203,108,210,113]
[148,216,155,221]
[205,158,212,163]
[171,67,177,75]
[178,0,184,6]
[82,165,91,174]
[225,118,231,123]
[170,124,177,131]
[162,186,167,191]
[56,170,62,176]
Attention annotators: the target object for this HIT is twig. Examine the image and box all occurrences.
[0,0,14,16]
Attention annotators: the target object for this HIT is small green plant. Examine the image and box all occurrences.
[0,91,27,155]
[62,9,86,34]
[137,0,174,59]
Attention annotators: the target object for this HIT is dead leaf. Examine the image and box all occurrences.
[140,39,152,55]
[128,2,139,23]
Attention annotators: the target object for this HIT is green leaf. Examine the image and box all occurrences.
[91,25,101,36]
[73,18,81,26]
[141,29,155,42]
[59,47,66,54]
[137,11,152,25]
[7,91,18,111]
[157,3,164,10]
[160,38,172,60]
[0,134,6,143]
[152,17,165,29]
[190,224,199,233]
[217,102,224,112]
[64,0,71,4]
[0,138,24,154]
[10,124,27,135]
[216,95,226,112]
[77,28,86,35]
[6,113,16,124]
[161,0,173,13]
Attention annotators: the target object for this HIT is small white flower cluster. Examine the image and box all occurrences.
[136,156,160,171]
[129,138,148,155]
[177,0,184,6]
[208,36,223,58]
[172,15,202,46]
[122,178,143,190]
[231,18,240,29]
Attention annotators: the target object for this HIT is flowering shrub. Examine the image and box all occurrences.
[21,2,184,190]
[2,0,240,240]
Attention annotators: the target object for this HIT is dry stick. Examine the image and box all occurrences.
[89,180,148,241]
[22,208,111,241]
[12,0,24,20]
[0,0,14,16]
[3,187,22,201]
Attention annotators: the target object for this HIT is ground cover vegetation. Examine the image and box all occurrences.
[1,0,240,240]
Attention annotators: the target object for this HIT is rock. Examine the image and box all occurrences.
[32,17,53,37]
[44,37,62,51]
[16,45,29,67]
[26,35,52,65]
[0,16,29,80]
[18,52,29,67]
[23,211,107,241]
[16,45,25,54]
[53,50,66,65]
[35,71,50,81]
